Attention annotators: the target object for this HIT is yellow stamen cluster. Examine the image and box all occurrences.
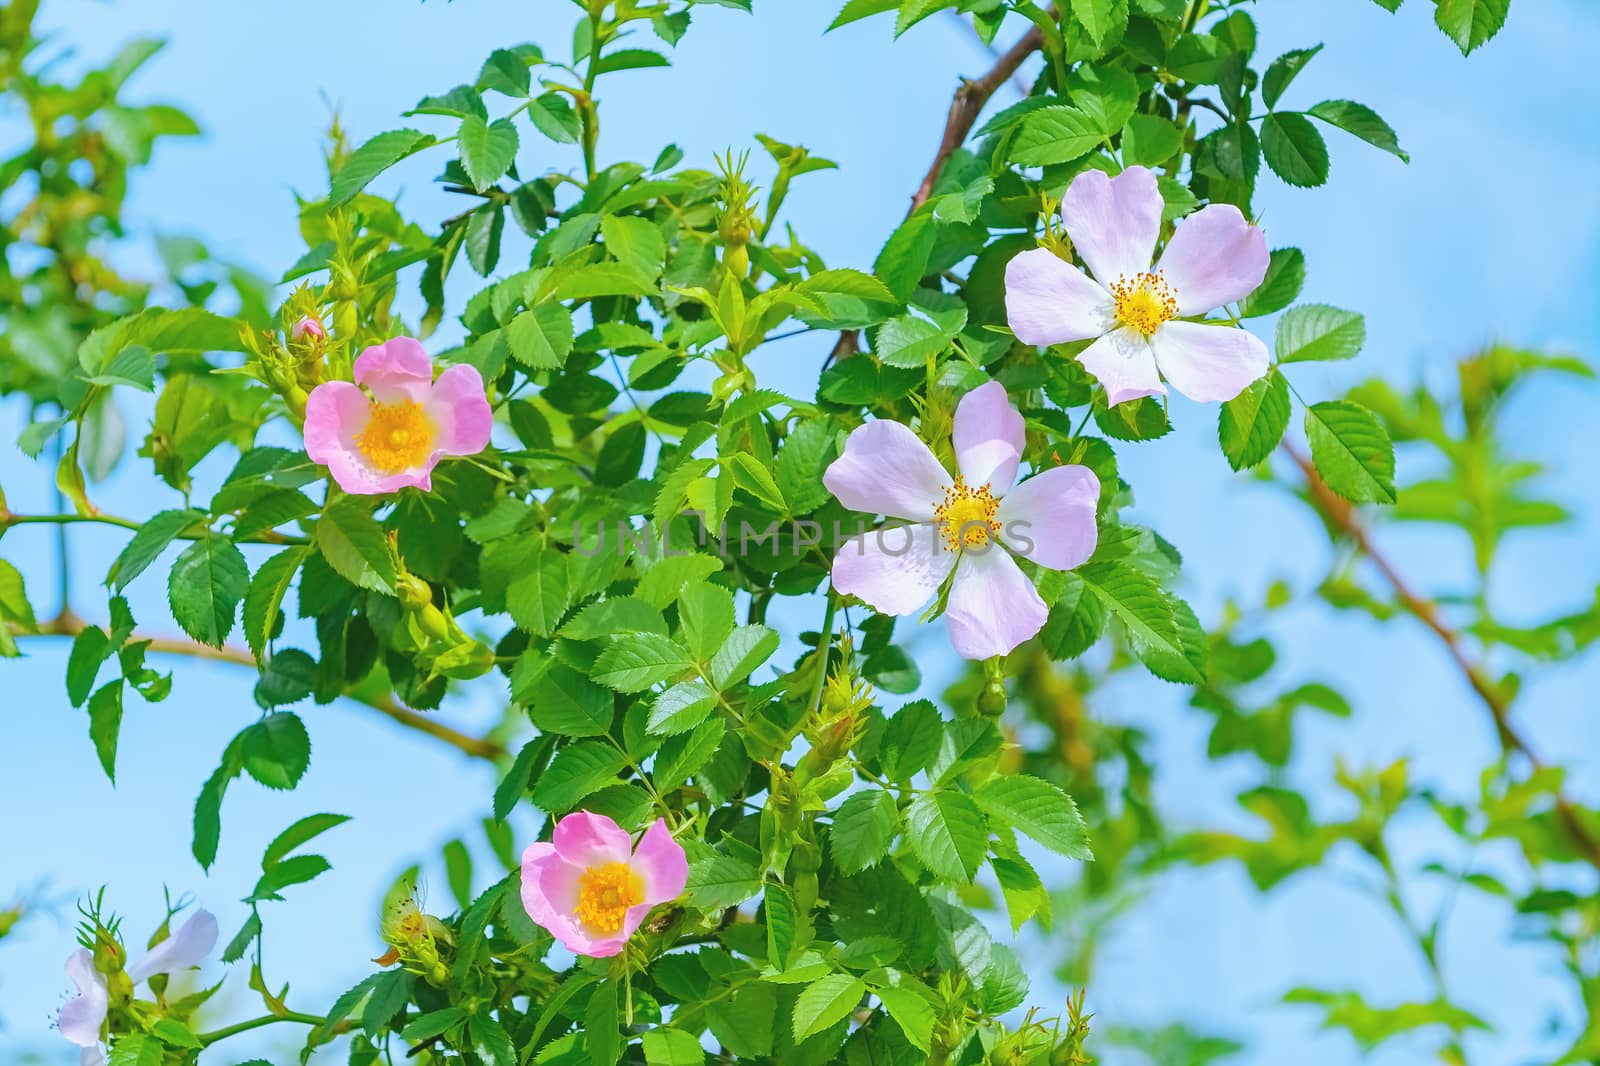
[574,862,644,935]
[356,401,436,473]
[933,478,1001,553]
[1111,271,1179,337]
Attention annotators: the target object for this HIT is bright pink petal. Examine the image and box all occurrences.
[427,364,493,456]
[303,381,438,495]
[1060,166,1162,288]
[552,812,632,869]
[631,819,689,905]
[1077,326,1165,407]
[953,381,1024,491]
[520,843,603,955]
[1156,203,1268,315]
[944,548,1047,660]
[1004,248,1114,347]
[998,465,1100,571]
[353,336,433,404]
[128,909,217,985]
[1150,321,1270,404]
[823,420,951,522]
[832,524,954,616]
[58,950,107,1047]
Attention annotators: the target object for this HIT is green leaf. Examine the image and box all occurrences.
[593,633,693,692]
[880,700,942,782]
[973,775,1092,858]
[1120,114,1182,167]
[1434,0,1509,55]
[508,551,571,636]
[529,93,582,144]
[242,712,311,790]
[793,973,867,1043]
[1262,45,1322,108]
[601,215,667,278]
[685,854,762,909]
[251,852,331,900]
[1305,400,1397,504]
[641,1028,706,1066]
[653,718,724,792]
[87,680,125,781]
[531,741,625,812]
[108,1034,164,1066]
[493,739,547,820]
[874,978,939,1052]
[830,789,899,873]
[646,680,717,736]
[678,583,736,663]
[1218,368,1291,471]
[528,663,614,737]
[709,624,778,688]
[167,534,248,647]
[874,314,949,369]
[1009,105,1102,166]
[242,547,306,660]
[1078,563,1208,684]
[263,813,350,868]
[1307,99,1409,162]
[1239,247,1305,318]
[67,625,113,707]
[829,0,898,30]
[1276,304,1366,363]
[476,48,532,96]
[586,980,621,1066]
[401,1007,467,1043]
[329,128,435,206]
[459,115,519,192]
[906,790,988,883]
[1261,112,1329,187]
[506,303,575,370]
[872,213,935,302]
[315,497,395,595]
[1070,0,1117,45]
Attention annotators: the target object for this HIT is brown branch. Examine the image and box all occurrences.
[15,612,505,763]
[827,24,1045,370]
[1285,443,1600,871]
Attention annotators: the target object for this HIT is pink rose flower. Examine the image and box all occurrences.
[1004,165,1270,406]
[519,813,688,958]
[290,315,326,343]
[303,337,492,495]
[824,380,1100,660]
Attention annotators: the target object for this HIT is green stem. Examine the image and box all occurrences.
[579,10,604,182]
[806,592,839,717]
[0,511,308,546]
[197,1010,326,1047]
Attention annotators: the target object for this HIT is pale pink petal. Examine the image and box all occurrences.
[1060,166,1162,288]
[1004,248,1115,347]
[303,381,439,495]
[823,420,951,522]
[82,1047,107,1066]
[521,843,603,956]
[426,364,493,456]
[1150,321,1270,404]
[58,950,107,1047]
[353,336,433,404]
[953,381,1024,491]
[997,465,1100,571]
[944,548,1048,660]
[1077,326,1165,407]
[1156,203,1269,315]
[831,524,954,616]
[128,909,216,985]
[552,812,633,869]
[631,819,689,905]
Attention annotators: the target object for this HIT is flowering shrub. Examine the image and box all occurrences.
[7,0,1593,1064]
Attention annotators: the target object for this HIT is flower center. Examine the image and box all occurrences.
[1111,271,1178,337]
[574,862,644,935]
[356,400,436,473]
[933,478,1001,553]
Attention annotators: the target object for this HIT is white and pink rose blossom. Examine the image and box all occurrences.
[823,380,1099,660]
[1005,164,1270,406]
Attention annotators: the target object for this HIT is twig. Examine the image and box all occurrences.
[1285,443,1600,871]
[827,24,1044,370]
[14,613,505,763]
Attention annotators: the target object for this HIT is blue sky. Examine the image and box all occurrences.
[3,1,1598,1063]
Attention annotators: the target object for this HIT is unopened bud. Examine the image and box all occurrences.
[290,316,327,344]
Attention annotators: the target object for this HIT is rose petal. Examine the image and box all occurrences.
[1150,321,1270,404]
[552,812,633,869]
[944,547,1048,660]
[427,364,493,456]
[58,950,107,1047]
[1156,203,1269,315]
[831,524,953,616]
[353,337,433,404]
[823,420,951,522]
[632,819,689,905]
[1060,166,1163,288]
[1003,248,1115,347]
[128,909,217,985]
[1076,326,1166,407]
[953,381,1024,491]
[82,1047,108,1066]
[998,465,1101,571]
[521,843,606,956]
